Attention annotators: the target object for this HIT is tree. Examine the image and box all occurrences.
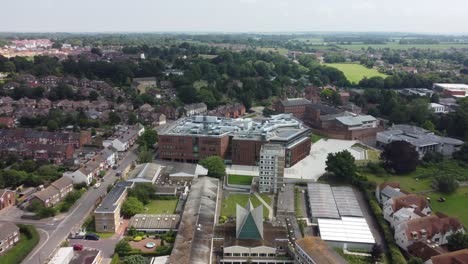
[325,150,357,181]
[408,257,423,264]
[422,151,443,164]
[137,128,158,148]
[371,244,383,261]
[123,255,147,264]
[47,120,59,131]
[121,197,144,218]
[433,174,459,194]
[137,147,153,164]
[453,143,468,163]
[128,113,138,125]
[199,156,226,179]
[115,240,132,256]
[381,141,419,174]
[447,232,468,251]
[108,112,121,126]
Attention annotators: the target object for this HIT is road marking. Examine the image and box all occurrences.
[27,228,49,262]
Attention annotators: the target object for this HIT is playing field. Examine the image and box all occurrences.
[144,199,178,214]
[325,63,388,84]
[428,186,468,227]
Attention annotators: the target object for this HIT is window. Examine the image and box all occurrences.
[103,225,107,230]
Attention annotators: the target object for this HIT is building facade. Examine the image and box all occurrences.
[0,222,20,255]
[259,144,285,194]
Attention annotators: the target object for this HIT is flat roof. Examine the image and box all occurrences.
[295,236,347,264]
[307,183,340,219]
[318,217,375,244]
[434,83,468,90]
[331,187,364,217]
[49,247,73,264]
[129,214,180,230]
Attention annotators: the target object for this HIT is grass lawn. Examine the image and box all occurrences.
[362,160,468,193]
[144,199,178,214]
[311,134,324,143]
[198,54,218,59]
[221,194,269,218]
[0,225,39,264]
[428,186,468,227]
[325,63,388,84]
[335,249,373,264]
[257,47,289,55]
[228,175,254,185]
[294,188,304,218]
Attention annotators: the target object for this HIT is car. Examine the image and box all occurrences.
[116,170,122,176]
[73,243,84,251]
[84,234,100,241]
[94,183,101,189]
[112,165,117,170]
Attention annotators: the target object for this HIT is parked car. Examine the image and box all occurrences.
[85,234,100,241]
[73,243,84,251]
[94,182,101,189]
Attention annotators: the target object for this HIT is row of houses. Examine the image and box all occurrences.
[0,142,74,164]
[376,183,466,262]
[0,128,91,149]
[29,177,74,208]
[103,124,145,151]
[0,96,113,113]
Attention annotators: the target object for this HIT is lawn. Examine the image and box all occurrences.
[362,160,468,193]
[228,175,254,185]
[257,47,289,56]
[0,225,39,264]
[325,63,388,84]
[311,134,325,143]
[144,199,178,214]
[428,186,468,227]
[335,249,373,264]
[221,194,269,218]
[198,54,218,59]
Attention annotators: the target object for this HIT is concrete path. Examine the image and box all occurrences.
[254,192,273,220]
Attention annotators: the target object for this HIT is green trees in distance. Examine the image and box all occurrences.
[325,150,357,181]
[121,197,144,218]
[453,143,468,163]
[381,141,419,174]
[199,156,226,179]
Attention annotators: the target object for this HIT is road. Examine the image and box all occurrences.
[19,146,138,264]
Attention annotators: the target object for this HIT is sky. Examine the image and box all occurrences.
[1,0,467,34]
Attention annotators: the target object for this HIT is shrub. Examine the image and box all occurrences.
[133,236,143,242]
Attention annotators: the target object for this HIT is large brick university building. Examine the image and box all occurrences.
[158,114,311,167]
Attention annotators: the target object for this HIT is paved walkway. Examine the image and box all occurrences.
[254,192,273,220]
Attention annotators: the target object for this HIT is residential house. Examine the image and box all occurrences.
[15,74,38,87]
[163,69,184,76]
[0,117,14,128]
[15,98,36,108]
[0,143,74,164]
[376,182,407,205]
[37,98,52,109]
[102,124,145,151]
[383,194,432,228]
[179,103,207,117]
[425,249,468,264]
[131,77,157,93]
[29,177,73,208]
[40,75,59,87]
[428,103,446,114]
[0,129,91,149]
[394,213,464,250]
[0,189,15,210]
[0,222,20,255]
[207,103,246,118]
[0,105,13,115]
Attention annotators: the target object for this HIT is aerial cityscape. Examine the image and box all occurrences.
[0,1,468,264]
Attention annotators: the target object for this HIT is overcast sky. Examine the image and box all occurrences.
[2,0,467,33]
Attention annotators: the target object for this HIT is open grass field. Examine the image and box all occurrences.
[428,186,468,227]
[311,134,325,143]
[144,199,178,214]
[337,42,468,51]
[221,193,269,218]
[325,63,388,84]
[257,47,289,56]
[228,174,253,185]
[0,225,39,264]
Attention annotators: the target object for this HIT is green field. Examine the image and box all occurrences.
[144,199,178,214]
[257,47,289,55]
[428,186,468,227]
[221,194,270,218]
[325,63,388,84]
[337,42,468,50]
[311,134,325,143]
[228,175,254,185]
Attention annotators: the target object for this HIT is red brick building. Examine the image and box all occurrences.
[159,115,311,167]
[0,129,91,149]
[276,98,312,120]
[0,189,15,211]
[0,117,14,128]
[0,143,74,164]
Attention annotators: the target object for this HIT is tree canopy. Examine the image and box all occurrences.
[121,197,144,218]
[381,141,419,174]
[325,150,357,181]
[199,156,226,179]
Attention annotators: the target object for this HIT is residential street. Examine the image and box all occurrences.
[5,146,139,264]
